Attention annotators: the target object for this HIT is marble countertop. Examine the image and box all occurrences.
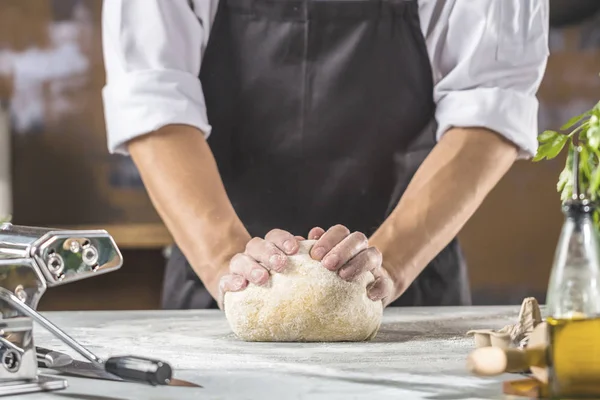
[12,306,527,399]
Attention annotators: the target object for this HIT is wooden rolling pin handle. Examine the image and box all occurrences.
[467,347,515,376]
[467,347,547,376]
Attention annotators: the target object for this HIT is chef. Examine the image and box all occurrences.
[101,0,549,309]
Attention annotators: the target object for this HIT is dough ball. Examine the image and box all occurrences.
[224,240,383,342]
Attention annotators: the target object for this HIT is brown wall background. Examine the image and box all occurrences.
[1,1,599,310]
[463,23,600,305]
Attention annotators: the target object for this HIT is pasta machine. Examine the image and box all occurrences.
[0,222,173,396]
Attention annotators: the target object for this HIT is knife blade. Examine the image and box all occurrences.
[36,347,202,388]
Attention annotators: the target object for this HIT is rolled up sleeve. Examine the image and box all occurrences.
[421,0,550,159]
[101,0,213,155]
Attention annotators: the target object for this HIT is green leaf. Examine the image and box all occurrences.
[588,126,600,149]
[532,148,547,161]
[545,99,600,229]
[558,145,574,201]
[561,111,590,130]
[580,146,592,180]
[533,141,549,161]
[557,167,571,193]
[591,167,600,196]
[566,143,574,162]
[548,135,568,159]
[561,182,573,202]
[533,135,567,161]
[591,103,600,129]
[538,130,559,143]
[547,134,569,160]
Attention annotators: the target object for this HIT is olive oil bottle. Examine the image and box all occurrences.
[546,171,600,397]
[548,317,600,397]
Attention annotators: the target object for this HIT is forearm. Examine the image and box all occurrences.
[370,127,518,300]
[128,124,249,298]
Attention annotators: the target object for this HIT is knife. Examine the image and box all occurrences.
[36,347,202,388]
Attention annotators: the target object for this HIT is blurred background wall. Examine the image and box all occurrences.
[0,0,599,310]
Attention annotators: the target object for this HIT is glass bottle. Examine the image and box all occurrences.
[546,198,600,320]
[546,147,600,397]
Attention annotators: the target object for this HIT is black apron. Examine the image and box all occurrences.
[161,0,472,309]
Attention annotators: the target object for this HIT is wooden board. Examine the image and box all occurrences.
[503,378,549,398]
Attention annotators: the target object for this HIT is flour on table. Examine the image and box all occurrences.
[224,240,383,342]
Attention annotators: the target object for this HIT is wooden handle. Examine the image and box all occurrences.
[467,347,510,376]
[467,346,547,376]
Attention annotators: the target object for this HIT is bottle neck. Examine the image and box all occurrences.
[565,212,594,234]
[563,198,594,219]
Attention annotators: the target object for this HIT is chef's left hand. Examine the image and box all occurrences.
[308,225,394,306]
[218,228,302,308]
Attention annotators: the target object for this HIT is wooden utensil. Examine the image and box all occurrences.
[466,322,549,383]
[502,378,548,398]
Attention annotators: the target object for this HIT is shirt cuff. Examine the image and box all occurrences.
[102,69,212,155]
[435,88,539,159]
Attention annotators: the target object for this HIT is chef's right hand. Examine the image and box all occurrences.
[218,229,305,307]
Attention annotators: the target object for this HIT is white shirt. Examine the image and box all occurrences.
[101,0,549,159]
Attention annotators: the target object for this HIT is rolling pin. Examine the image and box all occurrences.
[466,321,549,383]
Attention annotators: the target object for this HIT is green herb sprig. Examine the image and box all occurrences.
[534,100,600,227]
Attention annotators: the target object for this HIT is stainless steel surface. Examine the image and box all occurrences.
[0,258,46,315]
[0,375,67,396]
[0,223,123,285]
[36,347,73,369]
[45,253,63,276]
[0,317,36,382]
[13,285,26,302]
[0,223,124,396]
[0,287,104,367]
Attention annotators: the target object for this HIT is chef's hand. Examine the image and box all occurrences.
[217,225,394,308]
[217,228,303,308]
[308,225,394,306]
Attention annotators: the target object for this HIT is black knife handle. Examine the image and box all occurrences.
[104,356,172,386]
